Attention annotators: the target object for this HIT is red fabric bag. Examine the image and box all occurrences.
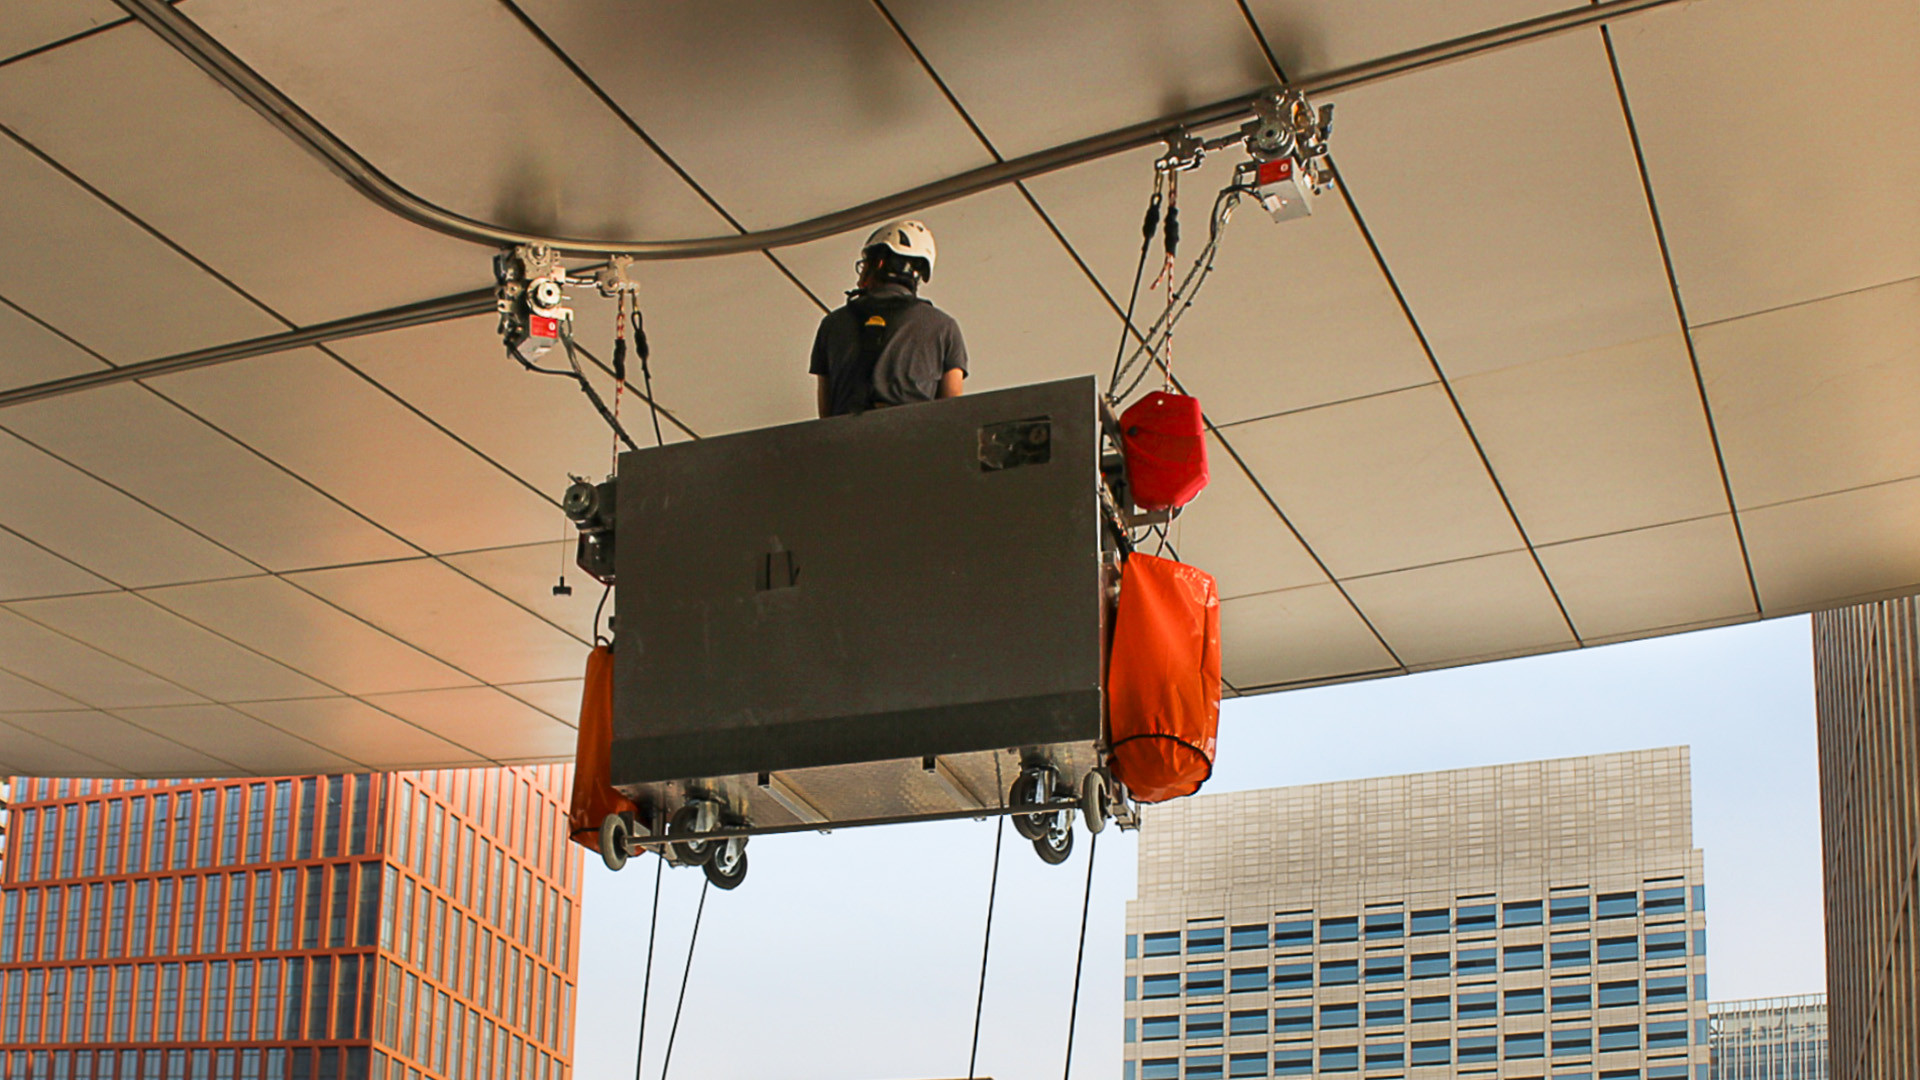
[567,644,638,851]
[1106,553,1222,803]
[1120,391,1210,511]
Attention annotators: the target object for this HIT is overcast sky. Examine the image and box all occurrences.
[571,614,1824,1080]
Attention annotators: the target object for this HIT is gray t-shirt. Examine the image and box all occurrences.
[809,284,968,416]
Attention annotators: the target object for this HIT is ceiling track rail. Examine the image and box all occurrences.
[109,0,1687,259]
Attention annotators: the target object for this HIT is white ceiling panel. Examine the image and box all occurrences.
[1607,0,1920,325]
[0,608,204,709]
[14,709,236,776]
[0,429,254,587]
[0,526,112,602]
[439,542,598,646]
[110,703,358,774]
[0,23,486,326]
[1218,583,1396,690]
[1225,384,1522,578]
[0,1,121,62]
[3,384,414,571]
[1168,435,1328,601]
[232,697,473,772]
[0,668,85,713]
[1448,331,1726,544]
[519,0,989,228]
[1535,516,1753,643]
[1696,277,1920,510]
[1343,550,1574,668]
[8,592,333,702]
[1025,146,1436,423]
[361,687,576,764]
[286,558,587,687]
[0,297,104,393]
[153,348,557,555]
[1329,31,1674,378]
[500,679,586,725]
[1743,476,1920,617]
[1242,1,1561,83]
[885,0,1271,159]
[141,575,475,698]
[0,718,119,777]
[188,0,728,241]
[0,126,284,362]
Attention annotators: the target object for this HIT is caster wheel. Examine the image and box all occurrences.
[703,837,748,890]
[1009,767,1053,841]
[1033,812,1075,865]
[1081,769,1111,835]
[668,802,714,866]
[598,812,630,872]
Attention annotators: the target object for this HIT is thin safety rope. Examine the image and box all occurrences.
[1106,179,1163,400]
[659,877,711,1080]
[967,817,1006,1079]
[632,854,664,1080]
[1060,829,1100,1080]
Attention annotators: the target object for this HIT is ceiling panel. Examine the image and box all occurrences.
[1696,277,1920,510]
[0,297,105,393]
[1024,146,1436,424]
[1342,550,1575,668]
[109,703,358,774]
[0,124,285,362]
[0,526,112,602]
[0,718,118,777]
[885,0,1271,159]
[500,679,585,724]
[1328,31,1674,379]
[1242,1,1561,84]
[1225,384,1522,578]
[3,384,415,571]
[153,348,557,555]
[0,23,485,327]
[8,592,334,702]
[142,575,476,698]
[0,668,86,713]
[439,542,598,646]
[232,697,474,771]
[0,0,121,62]
[0,429,254,588]
[286,558,587,687]
[1535,516,1753,643]
[1743,476,1920,617]
[519,0,989,229]
[188,0,729,241]
[1448,331,1726,544]
[0,608,204,709]
[1169,434,1328,601]
[1607,0,1920,324]
[362,686,576,764]
[1217,582,1396,690]
[15,709,236,776]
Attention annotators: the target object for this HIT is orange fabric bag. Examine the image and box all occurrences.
[1106,553,1222,803]
[567,644,637,851]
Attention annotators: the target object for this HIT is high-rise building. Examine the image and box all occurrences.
[0,767,580,1080]
[1812,596,1919,1080]
[1124,748,1711,1080]
[1706,995,1827,1080]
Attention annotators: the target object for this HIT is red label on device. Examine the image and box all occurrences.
[529,314,558,339]
[1256,159,1294,186]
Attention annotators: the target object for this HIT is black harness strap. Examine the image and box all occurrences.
[848,291,923,412]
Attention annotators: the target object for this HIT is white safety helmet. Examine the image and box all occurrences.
[862,219,937,281]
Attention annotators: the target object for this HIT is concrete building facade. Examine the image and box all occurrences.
[1124,748,1710,1080]
[1705,995,1826,1080]
[0,767,579,1080]
[1812,596,1920,1080]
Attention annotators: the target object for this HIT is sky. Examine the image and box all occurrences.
[571,615,1824,1080]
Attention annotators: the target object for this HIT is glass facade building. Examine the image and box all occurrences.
[1124,748,1711,1080]
[1706,995,1827,1080]
[0,767,579,1080]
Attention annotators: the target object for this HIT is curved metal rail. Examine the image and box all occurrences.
[110,0,1687,259]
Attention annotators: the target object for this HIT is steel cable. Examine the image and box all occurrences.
[1060,828,1100,1080]
[658,877,711,1080]
[632,854,664,1080]
[967,817,1006,1079]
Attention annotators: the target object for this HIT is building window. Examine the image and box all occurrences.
[1504,900,1543,927]
[1597,980,1639,1008]
[1230,1010,1267,1036]
[1230,925,1266,951]
[1319,960,1358,986]
[1273,963,1311,990]
[1552,1027,1591,1057]
[1320,917,1358,943]
[1644,932,1686,960]
[1126,934,1138,959]
[1410,996,1449,1023]
[1273,1047,1312,1076]
[1188,1011,1224,1039]
[1693,929,1706,955]
[1318,1046,1358,1073]
[1410,952,1449,979]
[1505,1032,1545,1059]
[1457,1036,1497,1064]
[1691,886,1705,911]
[1273,1006,1311,1032]
[1144,932,1181,957]
[1143,974,1180,999]
[1187,969,1223,995]
[1643,887,1685,914]
[1142,1014,1179,1041]
[1230,967,1267,993]
[1186,1054,1223,1079]
[1646,1020,1688,1048]
[1273,920,1312,947]
[1598,1025,1640,1052]
[1597,936,1638,963]
[1645,976,1688,1004]
[1319,1003,1358,1029]
[1410,909,1449,936]
[1365,911,1403,940]
[1551,895,1591,924]
[1228,1053,1265,1078]
[1456,904,1496,931]
[1364,956,1402,983]
[1552,984,1591,1012]
[1458,992,1497,1019]
[1364,999,1403,1027]
[1506,988,1544,1014]
[1647,1066,1689,1080]
[1551,939,1592,968]
[1364,1042,1404,1070]
[1457,947,1496,973]
[1505,944,1544,971]
[1596,892,1636,920]
[1410,1040,1450,1067]
[1141,1059,1178,1080]
[1188,927,1225,955]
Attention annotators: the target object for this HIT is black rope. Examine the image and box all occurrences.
[1106,188,1162,399]
[1060,829,1099,1080]
[659,877,710,1080]
[559,331,642,453]
[967,817,1005,1079]
[593,583,613,646]
[633,854,664,1080]
[633,309,664,447]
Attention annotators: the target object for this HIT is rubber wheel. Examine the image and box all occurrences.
[1009,769,1051,841]
[703,838,748,890]
[1033,812,1075,865]
[668,803,713,866]
[598,813,630,872]
[1081,770,1111,835]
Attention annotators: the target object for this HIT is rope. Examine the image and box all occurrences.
[967,817,1006,1079]
[1106,183,1163,399]
[1060,829,1100,1080]
[632,855,664,1080]
[659,877,711,1080]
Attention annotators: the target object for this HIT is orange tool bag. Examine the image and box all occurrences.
[567,644,637,851]
[1106,553,1222,803]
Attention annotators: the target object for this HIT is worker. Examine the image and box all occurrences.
[810,219,968,418]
